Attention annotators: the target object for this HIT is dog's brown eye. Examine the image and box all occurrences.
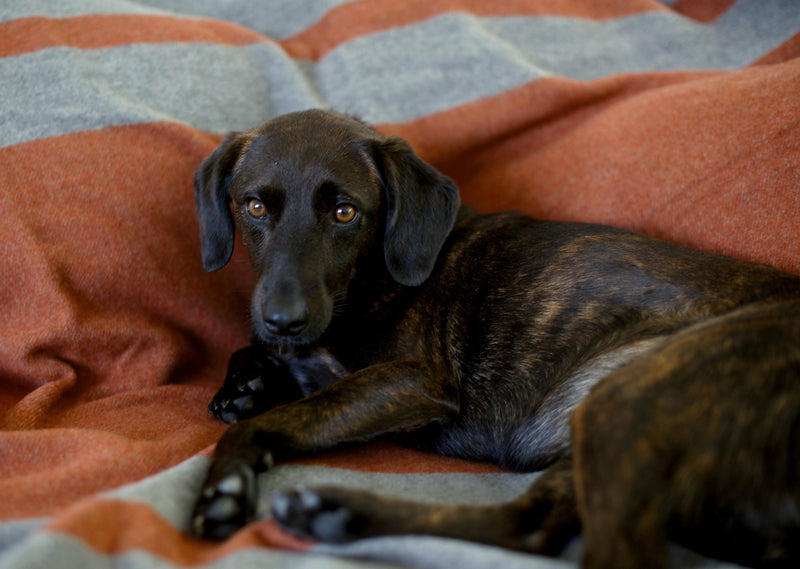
[246,199,266,219]
[334,204,357,224]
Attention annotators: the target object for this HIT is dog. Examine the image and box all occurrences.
[191,109,800,568]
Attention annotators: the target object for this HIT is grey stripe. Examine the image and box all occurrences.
[1,43,324,147]
[2,2,799,148]
[0,0,173,23]
[137,0,361,40]
[316,536,580,569]
[316,534,736,569]
[0,519,46,553]
[103,454,539,532]
[488,0,800,79]
[0,0,359,40]
[256,465,539,512]
[313,13,551,124]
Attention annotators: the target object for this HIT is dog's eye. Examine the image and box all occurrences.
[334,204,358,224]
[246,199,266,219]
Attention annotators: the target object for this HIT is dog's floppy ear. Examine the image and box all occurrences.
[194,133,247,272]
[372,136,460,286]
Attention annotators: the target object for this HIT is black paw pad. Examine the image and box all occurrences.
[208,358,269,424]
[192,463,257,540]
[270,486,360,543]
[208,347,305,424]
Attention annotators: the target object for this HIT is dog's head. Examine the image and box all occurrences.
[194,109,460,345]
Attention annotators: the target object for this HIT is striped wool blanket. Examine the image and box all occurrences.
[1,2,799,568]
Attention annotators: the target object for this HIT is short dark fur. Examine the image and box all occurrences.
[191,109,800,568]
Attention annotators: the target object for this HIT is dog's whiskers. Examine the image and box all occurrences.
[331,290,350,316]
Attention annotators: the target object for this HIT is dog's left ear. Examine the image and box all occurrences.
[194,133,248,272]
[371,136,460,287]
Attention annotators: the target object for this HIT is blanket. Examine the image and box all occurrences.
[1,1,799,568]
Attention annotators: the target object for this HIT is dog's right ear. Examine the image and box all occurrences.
[194,133,247,272]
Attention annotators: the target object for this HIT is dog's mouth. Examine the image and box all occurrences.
[263,331,313,347]
[251,320,319,351]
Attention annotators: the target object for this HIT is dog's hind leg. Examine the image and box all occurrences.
[271,457,581,555]
[572,301,800,569]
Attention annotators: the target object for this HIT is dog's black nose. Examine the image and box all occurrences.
[264,309,308,336]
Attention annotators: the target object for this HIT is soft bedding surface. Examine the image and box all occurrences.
[1,2,799,568]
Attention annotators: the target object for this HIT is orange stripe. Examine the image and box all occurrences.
[0,14,266,57]
[671,0,737,23]
[45,499,313,565]
[288,441,510,474]
[283,0,668,60]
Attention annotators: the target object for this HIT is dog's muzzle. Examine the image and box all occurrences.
[262,296,310,337]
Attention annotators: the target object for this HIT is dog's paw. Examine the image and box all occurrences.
[209,348,282,424]
[270,486,364,543]
[192,461,258,540]
[208,377,266,424]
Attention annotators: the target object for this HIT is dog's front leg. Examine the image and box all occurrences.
[192,361,459,540]
[208,345,347,424]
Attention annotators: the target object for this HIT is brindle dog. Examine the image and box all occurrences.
[191,109,800,568]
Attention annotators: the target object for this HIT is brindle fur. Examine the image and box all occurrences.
[191,109,800,568]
